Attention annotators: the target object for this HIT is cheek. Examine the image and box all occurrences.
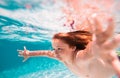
[61,50,68,55]
[56,49,69,55]
[58,51,64,55]
[56,51,64,56]
[55,51,63,55]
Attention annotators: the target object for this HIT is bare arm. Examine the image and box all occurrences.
[111,54,120,78]
[17,46,56,62]
[87,15,120,77]
[103,51,120,78]
[26,50,55,58]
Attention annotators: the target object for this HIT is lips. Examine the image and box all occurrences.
[55,54,61,59]
[56,54,60,58]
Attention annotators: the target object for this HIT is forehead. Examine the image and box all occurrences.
[52,39,68,47]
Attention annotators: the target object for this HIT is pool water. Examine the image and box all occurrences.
[0,40,77,78]
[0,0,120,78]
[0,0,77,78]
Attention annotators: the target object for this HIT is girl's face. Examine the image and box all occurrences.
[52,39,75,61]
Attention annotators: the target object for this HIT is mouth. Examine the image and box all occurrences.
[56,54,61,59]
[56,54,60,58]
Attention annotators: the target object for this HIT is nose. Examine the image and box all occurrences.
[54,50,60,55]
[54,50,57,54]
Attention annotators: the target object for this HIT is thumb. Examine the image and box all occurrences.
[22,56,29,62]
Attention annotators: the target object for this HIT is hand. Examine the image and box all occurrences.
[88,16,120,77]
[88,15,120,57]
[17,46,30,62]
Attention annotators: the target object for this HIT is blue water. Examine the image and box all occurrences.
[0,0,77,78]
[0,0,119,78]
[0,40,78,78]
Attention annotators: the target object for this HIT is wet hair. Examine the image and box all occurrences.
[52,30,92,51]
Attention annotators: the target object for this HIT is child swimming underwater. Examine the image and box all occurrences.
[18,17,120,78]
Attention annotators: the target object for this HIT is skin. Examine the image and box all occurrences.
[18,17,120,78]
[52,38,119,78]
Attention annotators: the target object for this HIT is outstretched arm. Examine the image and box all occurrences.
[17,46,56,62]
[88,16,120,77]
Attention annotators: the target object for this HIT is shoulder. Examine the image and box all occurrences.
[76,49,94,62]
[76,51,90,60]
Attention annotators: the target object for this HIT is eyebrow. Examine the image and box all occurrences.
[53,46,65,48]
[57,45,66,47]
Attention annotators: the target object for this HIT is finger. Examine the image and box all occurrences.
[90,14,103,35]
[93,17,103,35]
[87,16,103,44]
[17,49,22,51]
[103,34,120,50]
[97,18,114,44]
[86,18,94,33]
[22,59,27,62]
[17,50,23,52]
[19,52,24,55]
[24,46,26,51]
[103,18,115,39]
[22,56,29,62]
[18,55,23,57]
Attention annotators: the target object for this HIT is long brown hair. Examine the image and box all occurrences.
[52,30,92,51]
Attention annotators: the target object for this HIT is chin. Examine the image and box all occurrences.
[56,56,62,60]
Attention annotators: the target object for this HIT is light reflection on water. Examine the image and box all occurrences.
[0,0,120,78]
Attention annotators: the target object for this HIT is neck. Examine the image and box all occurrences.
[63,50,78,65]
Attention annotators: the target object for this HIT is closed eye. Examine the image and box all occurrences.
[58,48,63,51]
[52,48,63,52]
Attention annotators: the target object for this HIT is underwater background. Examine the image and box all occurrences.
[0,0,77,78]
[0,0,120,78]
